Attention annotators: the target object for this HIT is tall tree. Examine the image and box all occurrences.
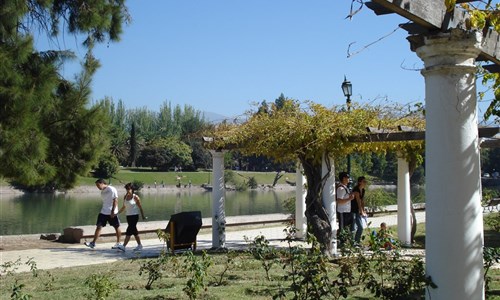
[129,122,138,167]
[0,1,129,190]
[102,98,129,165]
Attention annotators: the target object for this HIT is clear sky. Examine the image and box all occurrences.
[39,1,494,123]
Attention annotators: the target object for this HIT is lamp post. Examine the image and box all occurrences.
[341,76,353,180]
[341,76,352,110]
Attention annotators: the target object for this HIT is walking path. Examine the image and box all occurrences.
[1,212,426,274]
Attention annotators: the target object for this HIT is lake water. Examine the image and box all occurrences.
[0,190,295,235]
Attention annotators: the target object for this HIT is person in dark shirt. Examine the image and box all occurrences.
[351,176,367,245]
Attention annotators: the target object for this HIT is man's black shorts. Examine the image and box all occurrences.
[96,213,120,228]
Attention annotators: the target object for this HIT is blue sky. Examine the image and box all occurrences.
[37,1,494,123]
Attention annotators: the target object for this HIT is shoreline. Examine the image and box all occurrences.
[0,183,297,195]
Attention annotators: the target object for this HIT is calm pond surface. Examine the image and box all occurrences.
[0,190,295,236]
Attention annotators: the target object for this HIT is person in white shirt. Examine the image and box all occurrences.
[336,172,354,244]
[118,182,146,252]
[84,178,124,251]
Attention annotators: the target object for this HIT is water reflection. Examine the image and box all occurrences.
[0,190,294,235]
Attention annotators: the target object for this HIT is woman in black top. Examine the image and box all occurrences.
[352,176,367,244]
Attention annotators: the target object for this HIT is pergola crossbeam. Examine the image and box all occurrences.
[348,126,499,143]
[480,138,500,148]
[370,0,500,66]
[205,127,499,148]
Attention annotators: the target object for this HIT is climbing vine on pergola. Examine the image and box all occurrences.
[208,100,424,162]
[206,99,425,254]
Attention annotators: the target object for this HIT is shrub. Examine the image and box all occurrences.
[84,273,117,300]
[364,188,396,213]
[93,154,119,179]
[132,180,144,191]
[247,176,258,189]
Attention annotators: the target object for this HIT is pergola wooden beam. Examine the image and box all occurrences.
[204,127,500,149]
[348,126,499,143]
[369,0,467,30]
[482,64,500,73]
[480,138,500,148]
[368,0,500,66]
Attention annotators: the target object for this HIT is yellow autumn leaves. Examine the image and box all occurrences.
[205,100,425,165]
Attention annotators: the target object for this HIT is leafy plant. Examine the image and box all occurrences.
[183,251,212,300]
[139,253,170,290]
[484,247,500,293]
[156,228,170,251]
[276,228,347,300]
[1,258,22,276]
[484,213,500,232]
[363,244,436,299]
[41,271,56,291]
[212,250,239,286]
[10,279,31,300]
[25,258,38,278]
[482,188,500,206]
[84,273,117,300]
[247,235,278,281]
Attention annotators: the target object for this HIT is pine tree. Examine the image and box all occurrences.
[0,1,129,190]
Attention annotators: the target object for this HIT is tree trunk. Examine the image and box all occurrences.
[301,157,333,255]
[272,171,284,187]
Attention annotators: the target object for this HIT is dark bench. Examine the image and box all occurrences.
[166,211,202,252]
[483,198,500,212]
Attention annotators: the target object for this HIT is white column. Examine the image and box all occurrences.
[210,150,226,248]
[295,162,307,239]
[321,153,337,255]
[416,30,484,300]
[397,156,411,246]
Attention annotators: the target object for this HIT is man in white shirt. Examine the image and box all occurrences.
[336,172,354,244]
[84,178,124,251]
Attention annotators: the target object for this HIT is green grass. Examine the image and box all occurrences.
[2,219,499,300]
[2,169,296,188]
[3,246,499,299]
[2,253,291,300]
[77,169,296,187]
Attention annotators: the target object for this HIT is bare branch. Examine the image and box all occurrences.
[400,60,423,72]
[347,23,406,58]
[346,0,364,20]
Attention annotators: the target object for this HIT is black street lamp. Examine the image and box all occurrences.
[341,76,353,180]
[341,76,352,111]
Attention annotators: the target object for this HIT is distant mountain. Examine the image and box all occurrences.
[202,111,229,123]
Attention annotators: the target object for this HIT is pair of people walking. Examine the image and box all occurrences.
[336,172,367,245]
[85,179,146,252]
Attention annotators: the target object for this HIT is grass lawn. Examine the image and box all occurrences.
[43,168,296,188]
[1,169,296,189]
[2,216,500,300]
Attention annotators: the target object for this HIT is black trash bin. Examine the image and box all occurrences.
[165,211,202,251]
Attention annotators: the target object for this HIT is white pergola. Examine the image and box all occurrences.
[205,126,499,251]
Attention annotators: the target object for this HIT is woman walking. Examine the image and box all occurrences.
[352,176,367,245]
[119,182,146,251]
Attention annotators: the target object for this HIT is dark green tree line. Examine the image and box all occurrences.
[103,99,213,171]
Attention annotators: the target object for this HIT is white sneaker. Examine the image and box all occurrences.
[84,241,95,249]
[112,243,125,252]
[133,244,143,252]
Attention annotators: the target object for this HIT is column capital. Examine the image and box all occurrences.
[209,149,227,157]
[414,29,482,71]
